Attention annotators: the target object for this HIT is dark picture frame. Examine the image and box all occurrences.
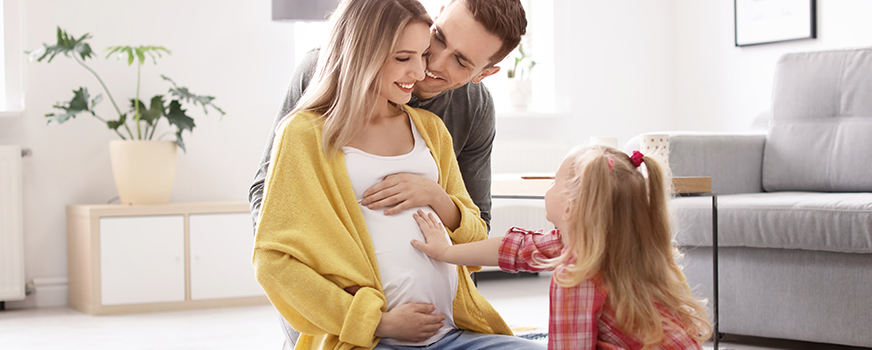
[734,0,816,47]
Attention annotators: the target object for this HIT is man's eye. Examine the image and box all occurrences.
[456,57,466,68]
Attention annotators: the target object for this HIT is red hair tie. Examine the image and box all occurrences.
[630,150,644,168]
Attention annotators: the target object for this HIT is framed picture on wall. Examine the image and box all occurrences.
[734,0,816,47]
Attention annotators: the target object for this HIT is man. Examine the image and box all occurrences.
[249,0,530,348]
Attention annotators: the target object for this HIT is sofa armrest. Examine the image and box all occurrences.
[624,132,766,195]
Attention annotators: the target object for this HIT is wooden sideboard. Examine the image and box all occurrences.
[66,202,269,315]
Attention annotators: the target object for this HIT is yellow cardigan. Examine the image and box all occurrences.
[253,106,511,350]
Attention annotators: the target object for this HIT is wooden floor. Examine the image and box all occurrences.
[0,272,867,350]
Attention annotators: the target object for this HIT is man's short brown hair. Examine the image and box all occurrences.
[456,0,527,66]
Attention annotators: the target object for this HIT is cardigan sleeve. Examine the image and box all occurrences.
[253,112,384,348]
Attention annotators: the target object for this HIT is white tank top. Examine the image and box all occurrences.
[342,115,458,346]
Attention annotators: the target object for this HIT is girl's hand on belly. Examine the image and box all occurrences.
[410,210,452,262]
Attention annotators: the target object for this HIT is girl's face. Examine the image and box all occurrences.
[545,156,573,231]
[379,21,431,106]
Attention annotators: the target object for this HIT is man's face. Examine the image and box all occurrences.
[414,1,503,99]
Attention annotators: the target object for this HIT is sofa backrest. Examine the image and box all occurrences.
[763,48,872,192]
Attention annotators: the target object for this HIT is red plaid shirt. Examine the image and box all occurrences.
[498,227,702,350]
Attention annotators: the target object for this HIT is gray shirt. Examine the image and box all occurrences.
[249,48,495,230]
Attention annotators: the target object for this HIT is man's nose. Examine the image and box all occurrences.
[426,47,447,73]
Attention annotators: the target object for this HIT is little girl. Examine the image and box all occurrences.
[411,145,712,349]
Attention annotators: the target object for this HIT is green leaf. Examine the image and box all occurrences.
[175,129,186,153]
[165,100,196,133]
[125,47,134,65]
[107,113,127,131]
[105,45,171,66]
[26,27,94,63]
[45,87,93,124]
[162,75,226,116]
[128,95,164,125]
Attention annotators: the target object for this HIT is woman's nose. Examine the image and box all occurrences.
[410,56,426,81]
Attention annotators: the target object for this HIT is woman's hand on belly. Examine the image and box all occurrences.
[375,302,446,342]
[361,173,460,230]
[360,173,443,215]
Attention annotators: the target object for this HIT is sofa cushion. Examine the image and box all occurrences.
[671,192,872,253]
[763,48,872,192]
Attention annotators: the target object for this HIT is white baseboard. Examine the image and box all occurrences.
[4,277,68,309]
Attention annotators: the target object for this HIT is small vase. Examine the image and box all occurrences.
[507,78,532,112]
[109,140,178,204]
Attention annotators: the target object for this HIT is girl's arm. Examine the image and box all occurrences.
[411,210,500,266]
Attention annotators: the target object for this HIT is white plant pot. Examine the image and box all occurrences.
[507,78,532,112]
[109,140,178,204]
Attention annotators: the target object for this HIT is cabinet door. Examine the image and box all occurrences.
[189,213,264,300]
[100,215,185,305]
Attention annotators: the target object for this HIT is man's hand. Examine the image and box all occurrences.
[410,210,452,262]
[361,173,443,215]
[375,303,445,342]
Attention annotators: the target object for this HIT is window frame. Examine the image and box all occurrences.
[0,0,24,117]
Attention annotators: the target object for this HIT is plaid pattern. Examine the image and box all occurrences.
[498,227,702,350]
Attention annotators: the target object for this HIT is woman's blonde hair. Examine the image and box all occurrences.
[539,145,712,346]
[280,0,432,153]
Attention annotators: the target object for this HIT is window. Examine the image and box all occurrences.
[485,0,555,114]
[0,0,24,115]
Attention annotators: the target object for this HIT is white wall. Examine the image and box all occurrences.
[673,0,872,132]
[0,0,295,307]
[548,0,872,146]
[552,0,678,147]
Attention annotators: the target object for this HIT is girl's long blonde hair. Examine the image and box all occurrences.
[540,145,712,346]
[279,0,432,154]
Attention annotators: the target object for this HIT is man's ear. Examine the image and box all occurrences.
[471,66,500,84]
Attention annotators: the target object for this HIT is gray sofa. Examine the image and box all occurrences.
[629,48,872,347]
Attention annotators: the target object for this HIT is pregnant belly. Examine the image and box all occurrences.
[360,206,457,311]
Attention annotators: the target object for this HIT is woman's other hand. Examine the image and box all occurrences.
[375,302,445,342]
[410,210,451,261]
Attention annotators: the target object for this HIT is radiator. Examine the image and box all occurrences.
[0,145,25,301]
[490,198,553,238]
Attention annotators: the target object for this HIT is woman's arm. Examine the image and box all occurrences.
[410,210,500,266]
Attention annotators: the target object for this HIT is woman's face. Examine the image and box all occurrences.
[379,21,431,106]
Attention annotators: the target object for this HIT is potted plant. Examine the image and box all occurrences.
[505,43,536,112]
[27,27,225,204]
